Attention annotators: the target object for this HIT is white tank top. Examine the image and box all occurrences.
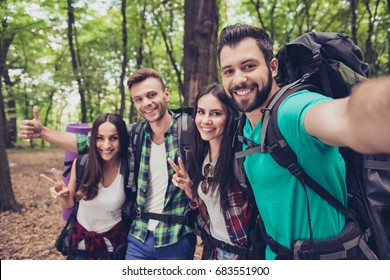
[145,141,168,231]
[197,153,233,245]
[77,167,126,233]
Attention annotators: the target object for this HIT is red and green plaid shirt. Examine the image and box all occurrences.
[195,181,252,260]
[70,220,128,260]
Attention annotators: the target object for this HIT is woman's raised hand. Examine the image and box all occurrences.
[40,168,70,199]
[167,157,195,199]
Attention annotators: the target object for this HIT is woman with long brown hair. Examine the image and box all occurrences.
[168,84,257,259]
[41,113,129,259]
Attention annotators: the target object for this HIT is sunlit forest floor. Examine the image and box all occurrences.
[1,149,202,260]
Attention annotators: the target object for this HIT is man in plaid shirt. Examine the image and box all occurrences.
[119,68,196,259]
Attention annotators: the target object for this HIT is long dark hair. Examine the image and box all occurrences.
[77,113,129,200]
[187,83,239,202]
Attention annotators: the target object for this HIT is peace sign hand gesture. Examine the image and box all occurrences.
[40,168,70,200]
[168,157,196,200]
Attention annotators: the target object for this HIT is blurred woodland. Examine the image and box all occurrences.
[1,0,389,215]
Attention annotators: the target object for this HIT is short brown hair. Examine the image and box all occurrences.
[127,68,165,91]
[218,23,274,66]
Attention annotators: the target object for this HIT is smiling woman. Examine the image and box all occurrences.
[169,83,261,260]
[39,113,130,260]
[95,122,121,165]
[195,93,228,146]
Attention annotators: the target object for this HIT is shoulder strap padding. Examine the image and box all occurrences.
[127,120,146,192]
[173,107,194,162]
[75,154,89,192]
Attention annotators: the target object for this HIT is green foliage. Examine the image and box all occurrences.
[1,0,388,140]
[241,0,388,75]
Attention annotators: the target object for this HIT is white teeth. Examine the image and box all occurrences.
[236,89,251,96]
[202,127,214,132]
[144,108,155,113]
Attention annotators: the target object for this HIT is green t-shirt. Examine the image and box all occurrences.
[243,90,347,260]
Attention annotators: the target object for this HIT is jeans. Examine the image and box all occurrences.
[125,231,196,260]
[216,247,235,260]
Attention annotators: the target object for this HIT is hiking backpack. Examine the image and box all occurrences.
[235,32,390,259]
[122,107,198,228]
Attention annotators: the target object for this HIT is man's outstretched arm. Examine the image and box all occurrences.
[305,76,390,154]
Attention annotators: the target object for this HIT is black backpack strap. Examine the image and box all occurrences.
[127,120,146,193]
[139,211,195,227]
[63,160,73,178]
[72,154,89,210]
[199,227,248,258]
[363,159,390,170]
[232,118,266,259]
[172,107,193,162]
[233,114,254,190]
[75,154,89,191]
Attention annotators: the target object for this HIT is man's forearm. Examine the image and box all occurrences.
[348,76,390,153]
[40,127,78,153]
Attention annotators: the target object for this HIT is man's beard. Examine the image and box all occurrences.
[230,70,273,113]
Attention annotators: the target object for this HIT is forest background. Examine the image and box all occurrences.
[0,0,389,259]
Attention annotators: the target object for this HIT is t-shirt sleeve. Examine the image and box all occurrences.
[76,133,89,154]
[277,89,332,155]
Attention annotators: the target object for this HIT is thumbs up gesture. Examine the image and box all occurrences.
[19,105,43,140]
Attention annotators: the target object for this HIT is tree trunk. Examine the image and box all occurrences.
[250,0,266,31]
[0,73,8,149]
[158,21,184,105]
[129,1,146,124]
[351,0,358,44]
[183,0,219,107]
[0,80,20,212]
[0,18,15,148]
[119,0,128,118]
[363,0,380,76]
[7,99,16,147]
[387,0,390,74]
[66,0,87,123]
[388,28,390,75]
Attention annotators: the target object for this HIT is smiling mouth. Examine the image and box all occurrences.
[231,84,256,97]
[200,127,215,133]
[235,88,252,96]
[143,108,156,114]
